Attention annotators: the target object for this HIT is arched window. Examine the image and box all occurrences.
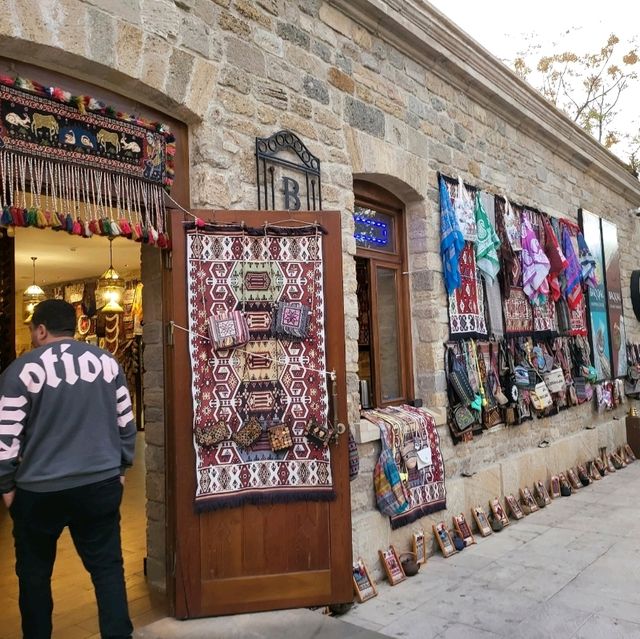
[353,180,413,408]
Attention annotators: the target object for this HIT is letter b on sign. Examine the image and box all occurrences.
[282,176,301,211]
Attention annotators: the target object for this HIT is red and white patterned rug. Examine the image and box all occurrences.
[186,224,334,511]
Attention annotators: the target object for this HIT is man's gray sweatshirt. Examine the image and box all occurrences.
[0,339,136,493]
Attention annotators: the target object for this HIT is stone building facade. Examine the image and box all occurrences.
[2,0,640,591]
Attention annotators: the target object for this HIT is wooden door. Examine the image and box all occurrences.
[165,209,352,618]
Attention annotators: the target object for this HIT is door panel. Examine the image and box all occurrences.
[166,209,352,618]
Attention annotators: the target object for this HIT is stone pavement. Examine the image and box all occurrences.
[136,461,640,639]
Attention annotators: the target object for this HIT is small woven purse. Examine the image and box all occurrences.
[274,302,311,340]
[304,418,334,448]
[268,423,293,452]
[194,419,229,448]
[232,417,262,449]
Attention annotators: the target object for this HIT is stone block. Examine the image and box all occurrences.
[146,470,166,502]
[145,557,166,592]
[140,0,180,40]
[235,0,271,28]
[327,67,354,94]
[254,27,283,57]
[144,420,165,447]
[180,13,214,59]
[146,442,166,472]
[256,0,279,16]
[166,47,196,105]
[225,36,265,76]
[344,96,385,139]
[276,21,310,49]
[318,3,352,39]
[115,21,144,79]
[85,0,141,25]
[311,39,331,63]
[218,8,251,38]
[87,6,116,68]
[351,511,390,579]
[302,75,329,105]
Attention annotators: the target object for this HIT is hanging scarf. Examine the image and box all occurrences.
[521,215,550,305]
[543,216,567,302]
[562,227,583,310]
[503,198,522,251]
[495,197,518,298]
[577,232,598,288]
[440,176,465,294]
[474,192,501,285]
[480,191,504,338]
[454,176,477,242]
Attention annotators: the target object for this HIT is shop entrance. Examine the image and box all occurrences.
[0,225,160,634]
[165,209,353,618]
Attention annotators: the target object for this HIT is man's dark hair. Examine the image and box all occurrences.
[31,299,76,336]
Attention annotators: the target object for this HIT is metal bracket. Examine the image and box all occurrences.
[166,321,175,347]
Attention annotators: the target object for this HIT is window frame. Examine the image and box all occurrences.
[354,180,414,408]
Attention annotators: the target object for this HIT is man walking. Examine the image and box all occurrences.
[0,299,136,639]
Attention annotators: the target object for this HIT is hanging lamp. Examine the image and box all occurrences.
[96,238,125,314]
[23,257,46,324]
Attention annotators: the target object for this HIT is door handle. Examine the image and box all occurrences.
[330,371,347,444]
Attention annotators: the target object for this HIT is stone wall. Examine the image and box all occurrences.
[2,0,640,592]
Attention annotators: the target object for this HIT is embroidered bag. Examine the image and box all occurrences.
[447,347,475,406]
[268,423,293,452]
[483,405,504,429]
[401,439,418,470]
[232,416,262,449]
[530,381,553,411]
[208,310,250,352]
[514,366,537,389]
[543,368,566,394]
[274,301,311,340]
[304,418,334,448]
[452,404,476,433]
[195,419,229,448]
[374,443,410,516]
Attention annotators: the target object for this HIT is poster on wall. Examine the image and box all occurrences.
[580,209,611,381]
[601,219,628,377]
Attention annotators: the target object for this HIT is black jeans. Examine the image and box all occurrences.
[10,476,133,639]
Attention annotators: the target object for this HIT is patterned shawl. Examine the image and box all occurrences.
[454,176,478,241]
[503,198,522,251]
[543,216,567,302]
[562,227,584,310]
[480,191,504,338]
[521,215,550,305]
[577,232,598,289]
[495,197,518,298]
[474,192,501,285]
[440,176,465,294]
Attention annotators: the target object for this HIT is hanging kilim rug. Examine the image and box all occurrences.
[448,241,488,339]
[186,222,334,511]
[365,405,446,530]
[0,75,175,243]
[503,287,534,335]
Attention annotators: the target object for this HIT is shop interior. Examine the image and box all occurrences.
[0,225,157,633]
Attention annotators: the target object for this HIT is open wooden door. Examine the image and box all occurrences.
[165,209,352,618]
[0,228,16,373]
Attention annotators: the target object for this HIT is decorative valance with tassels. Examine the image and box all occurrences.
[0,76,175,247]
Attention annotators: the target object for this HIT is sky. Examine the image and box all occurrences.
[428,0,640,161]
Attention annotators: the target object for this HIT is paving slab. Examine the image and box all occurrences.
[135,462,640,639]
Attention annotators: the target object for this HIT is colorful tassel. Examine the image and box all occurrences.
[119,219,132,237]
[83,220,93,238]
[89,219,101,235]
[195,217,205,228]
[102,218,112,236]
[132,223,142,241]
[51,211,62,229]
[157,232,168,249]
[26,207,37,226]
[72,219,82,235]
[36,209,49,228]
[65,214,74,233]
[0,206,12,226]
[13,207,25,227]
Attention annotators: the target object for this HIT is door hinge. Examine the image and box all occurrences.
[166,321,174,346]
[163,250,173,270]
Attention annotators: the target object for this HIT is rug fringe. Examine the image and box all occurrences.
[194,489,336,513]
